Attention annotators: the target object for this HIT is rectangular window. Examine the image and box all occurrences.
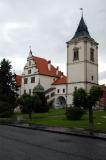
[24,90,26,94]
[24,78,28,84]
[57,89,60,93]
[31,77,35,83]
[51,92,55,97]
[90,48,94,62]
[63,89,65,93]
[73,48,79,61]
[29,89,31,95]
[28,69,31,74]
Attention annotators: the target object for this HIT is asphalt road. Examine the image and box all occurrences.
[0,125,106,160]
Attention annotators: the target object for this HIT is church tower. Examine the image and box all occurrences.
[67,14,98,105]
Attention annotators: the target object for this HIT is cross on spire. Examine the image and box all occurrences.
[80,8,83,17]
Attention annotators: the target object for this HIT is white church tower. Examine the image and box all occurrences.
[66,14,98,105]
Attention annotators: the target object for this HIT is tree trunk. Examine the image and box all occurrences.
[29,112,32,120]
[89,106,94,135]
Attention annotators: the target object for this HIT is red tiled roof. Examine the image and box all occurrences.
[45,87,56,94]
[16,75,22,87]
[52,75,67,85]
[33,56,61,77]
[100,84,106,92]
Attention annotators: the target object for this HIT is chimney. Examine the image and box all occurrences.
[56,66,59,75]
[61,72,63,78]
[48,60,51,70]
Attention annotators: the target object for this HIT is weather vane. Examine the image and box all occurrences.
[80,8,83,17]
[29,45,31,50]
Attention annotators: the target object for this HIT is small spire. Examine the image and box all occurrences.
[80,8,83,17]
[29,45,33,56]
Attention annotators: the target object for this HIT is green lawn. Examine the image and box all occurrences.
[20,109,106,132]
[1,109,106,133]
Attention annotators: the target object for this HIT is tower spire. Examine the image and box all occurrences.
[72,10,91,39]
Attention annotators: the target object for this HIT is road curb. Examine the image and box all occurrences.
[3,123,106,140]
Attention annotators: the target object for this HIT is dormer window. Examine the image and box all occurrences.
[90,48,94,62]
[73,48,79,61]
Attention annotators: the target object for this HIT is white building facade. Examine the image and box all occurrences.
[16,15,98,108]
[66,15,98,106]
[17,49,67,108]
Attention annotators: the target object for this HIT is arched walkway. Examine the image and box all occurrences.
[55,96,66,108]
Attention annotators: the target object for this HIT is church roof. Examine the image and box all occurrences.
[33,56,61,77]
[72,16,91,39]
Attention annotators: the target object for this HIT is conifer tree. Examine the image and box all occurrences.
[0,58,17,111]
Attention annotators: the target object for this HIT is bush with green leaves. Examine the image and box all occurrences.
[17,93,49,119]
[35,92,49,113]
[66,107,85,120]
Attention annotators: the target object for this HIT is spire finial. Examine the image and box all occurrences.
[29,45,32,55]
[80,8,83,17]
[29,45,32,51]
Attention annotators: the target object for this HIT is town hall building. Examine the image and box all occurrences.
[16,14,98,108]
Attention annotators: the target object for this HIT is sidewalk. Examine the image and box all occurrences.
[6,122,106,140]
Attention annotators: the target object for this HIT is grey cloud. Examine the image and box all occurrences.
[99,71,106,81]
[0,0,106,79]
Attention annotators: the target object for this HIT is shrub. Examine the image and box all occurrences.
[0,112,13,118]
[34,92,50,113]
[0,101,14,113]
[66,107,85,120]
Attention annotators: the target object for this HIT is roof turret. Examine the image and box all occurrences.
[33,81,44,93]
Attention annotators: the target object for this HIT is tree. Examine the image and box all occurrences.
[73,88,87,109]
[17,94,42,119]
[73,85,103,134]
[18,94,34,119]
[35,92,49,113]
[0,58,17,113]
[87,86,103,133]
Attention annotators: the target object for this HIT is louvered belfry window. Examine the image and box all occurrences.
[73,47,79,61]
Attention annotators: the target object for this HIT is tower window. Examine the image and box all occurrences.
[57,89,60,93]
[90,48,94,62]
[73,48,79,61]
[91,76,94,81]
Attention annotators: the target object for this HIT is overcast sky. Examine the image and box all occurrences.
[0,0,106,84]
